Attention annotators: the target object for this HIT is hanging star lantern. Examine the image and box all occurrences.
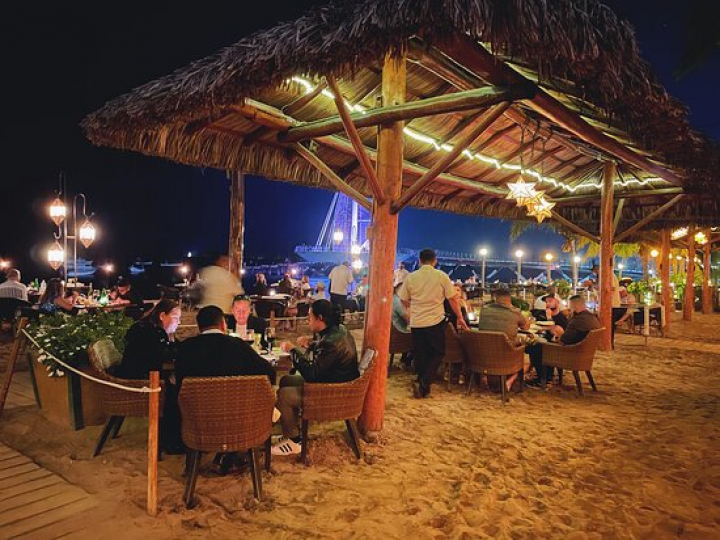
[521,190,545,210]
[527,196,555,223]
[506,179,537,207]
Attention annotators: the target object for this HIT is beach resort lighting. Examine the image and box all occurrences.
[671,227,689,240]
[179,265,189,275]
[515,249,524,282]
[352,259,363,271]
[650,249,659,258]
[47,241,64,271]
[0,260,9,270]
[350,244,362,255]
[333,230,344,245]
[103,263,114,273]
[78,219,96,248]
[695,231,708,245]
[187,251,193,258]
[506,179,537,207]
[526,196,555,223]
[544,252,554,283]
[240,268,246,275]
[618,262,624,278]
[49,197,67,226]
[290,267,298,276]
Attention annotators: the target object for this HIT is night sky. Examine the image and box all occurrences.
[2,1,718,277]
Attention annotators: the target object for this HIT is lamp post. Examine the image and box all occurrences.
[333,229,344,246]
[515,249,524,283]
[47,174,97,279]
[544,252,554,284]
[572,256,581,291]
[479,248,488,289]
[618,262,624,278]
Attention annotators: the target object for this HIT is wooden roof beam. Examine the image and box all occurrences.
[553,187,684,206]
[326,76,386,203]
[280,85,530,143]
[491,145,564,185]
[283,80,328,116]
[392,102,512,213]
[615,195,686,242]
[550,211,600,243]
[437,34,683,186]
[413,109,488,162]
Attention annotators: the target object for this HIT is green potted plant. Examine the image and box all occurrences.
[25,311,133,430]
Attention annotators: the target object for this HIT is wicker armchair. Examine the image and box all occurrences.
[441,324,466,390]
[460,330,525,403]
[179,376,275,507]
[540,328,604,396]
[299,349,377,466]
[88,339,164,457]
[389,325,413,369]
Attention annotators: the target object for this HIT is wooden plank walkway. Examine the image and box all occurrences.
[0,443,97,539]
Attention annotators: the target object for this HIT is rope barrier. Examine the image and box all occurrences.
[21,330,161,394]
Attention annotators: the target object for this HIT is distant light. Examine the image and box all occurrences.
[544,252,554,262]
[650,249,659,258]
[269,288,276,296]
[48,242,64,270]
[290,267,298,276]
[103,263,114,273]
[187,251,192,258]
[479,248,488,257]
[333,230,344,245]
[515,250,524,259]
[240,268,246,275]
[0,260,9,269]
[573,256,581,263]
[467,311,477,321]
[350,244,361,255]
[179,265,189,275]
[618,263,624,270]
[676,255,683,261]
[352,259,363,271]
[78,219,96,248]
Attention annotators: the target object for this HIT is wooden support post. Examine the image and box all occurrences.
[326,76,386,203]
[359,52,405,438]
[228,172,245,275]
[661,229,672,331]
[684,228,696,321]
[147,371,160,517]
[703,230,712,315]
[0,317,28,417]
[599,162,616,351]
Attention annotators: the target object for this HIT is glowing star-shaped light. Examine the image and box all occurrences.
[506,179,537,207]
[521,190,545,209]
[527,197,555,223]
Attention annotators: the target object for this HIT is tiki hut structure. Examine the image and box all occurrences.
[83,0,720,433]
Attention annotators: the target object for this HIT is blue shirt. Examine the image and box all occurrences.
[392,295,410,333]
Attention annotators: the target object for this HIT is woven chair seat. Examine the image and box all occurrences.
[179,375,275,453]
[460,330,524,376]
[541,328,604,372]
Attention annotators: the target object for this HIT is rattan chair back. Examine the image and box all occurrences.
[302,355,376,422]
[87,339,162,417]
[442,323,466,365]
[460,330,524,376]
[389,325,413,354]
[541,328,604,371]
[179,375,275,453]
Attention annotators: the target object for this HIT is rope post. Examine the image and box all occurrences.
[147,370,160,517]
[0,317,29,417]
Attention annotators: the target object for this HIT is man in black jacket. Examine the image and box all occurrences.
[176,305,276,387]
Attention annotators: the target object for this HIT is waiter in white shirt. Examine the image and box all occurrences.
[398,249,468,398]
[328,261,354,310]
[199,255,243,314]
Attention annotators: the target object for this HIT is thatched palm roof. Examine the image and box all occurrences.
[82,0,720,235]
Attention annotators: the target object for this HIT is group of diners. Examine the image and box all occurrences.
[391,249,601,398]
[0,266,144,317]
[110,295,360,460]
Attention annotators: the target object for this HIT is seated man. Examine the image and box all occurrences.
[226,295,269,348]
[526,295,601,387]
[543,286,569,329]
[110,276,143,306]
[0,269,29,302]
[476,288,530,390]
[176,305,276,387]
[391,283,412,367]
[272,300,358,456]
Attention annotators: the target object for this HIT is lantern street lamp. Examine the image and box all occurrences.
[49,198,67,226]
[544,252,554,284]
[78,219,96,248]
[352,259,363,271]
[479,248,488,289]
[332,230,344,246]
[47,241,64,271]
[618,262,625,278]
[514,249,524,283]
[350,244,361,255]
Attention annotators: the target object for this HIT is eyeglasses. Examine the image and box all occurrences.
[233,294,250,301]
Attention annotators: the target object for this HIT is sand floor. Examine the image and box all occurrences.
[0,312,718,539]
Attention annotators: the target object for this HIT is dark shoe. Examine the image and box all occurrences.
[525,379,544,390]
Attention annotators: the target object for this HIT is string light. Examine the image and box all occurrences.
[288,76,666,194]
[671,227,689,240]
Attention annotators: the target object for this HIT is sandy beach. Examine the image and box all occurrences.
[1,312,719,539]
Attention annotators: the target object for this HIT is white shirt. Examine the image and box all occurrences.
[393,267,409,287]
[199,265,243,313]
[0,280,28,302]
[328,264,354,296]
[398,264,457,328]
[612,273,621,308]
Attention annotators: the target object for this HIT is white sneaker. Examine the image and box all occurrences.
[271,437,302,456]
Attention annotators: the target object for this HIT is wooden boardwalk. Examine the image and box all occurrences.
[0,443,97,539]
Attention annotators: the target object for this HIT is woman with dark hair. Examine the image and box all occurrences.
[272,299,359,456]
[251,273,269,296]
[114,299,181,380]
[38,278,76,314]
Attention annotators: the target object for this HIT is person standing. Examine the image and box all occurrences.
[200,254,243,314]
[398,249,468,398]
[328,261,354,310]
[393,262,409,287]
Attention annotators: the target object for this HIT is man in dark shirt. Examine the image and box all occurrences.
[526,295,601,387]
[175,305,276,387]
[225,296,269,348]
[110,276,144,306]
